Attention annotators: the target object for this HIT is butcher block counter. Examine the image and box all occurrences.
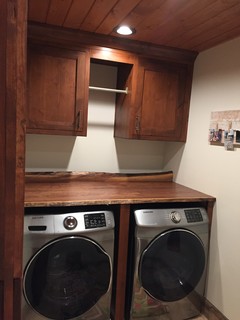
[25,171,215,207]
[24,171,215,320]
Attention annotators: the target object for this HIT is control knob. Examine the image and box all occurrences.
[63,216,78,230]
[170,211,181,223]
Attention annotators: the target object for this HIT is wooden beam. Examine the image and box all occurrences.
[27,22,198,65]
[0,0,27,319]
[114,204,131,320]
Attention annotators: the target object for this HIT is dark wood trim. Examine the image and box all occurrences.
[114,204,131,320]
[13,278,22,320]
[27,22,198,65]
[207,200,215,232]
[0,0,7,287]
[0,0,26,319]
[0,281,3,319]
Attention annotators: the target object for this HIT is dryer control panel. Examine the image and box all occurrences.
[134,207,208,227]
[184,208,203,223]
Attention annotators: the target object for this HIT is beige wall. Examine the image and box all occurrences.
[164,37,240,320]
[25,63,165,173]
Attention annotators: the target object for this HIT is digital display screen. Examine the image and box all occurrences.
[84,212,106,229]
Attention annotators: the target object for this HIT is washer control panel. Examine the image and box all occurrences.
[84,212,106,229]
[184,208,203,223]
[24,210,115,234]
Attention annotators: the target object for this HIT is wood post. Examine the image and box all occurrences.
[0,0,27,319]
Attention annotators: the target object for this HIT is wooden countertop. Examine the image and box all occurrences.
[24,171,215,207]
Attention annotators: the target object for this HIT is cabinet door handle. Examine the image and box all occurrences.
[135,116,140,132]
[76,111,81,129]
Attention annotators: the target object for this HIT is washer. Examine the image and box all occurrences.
[129,207,209,320]
[22,210,115,320]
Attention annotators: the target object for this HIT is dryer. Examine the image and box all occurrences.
[22,209,115,320]
[129,207,209,320]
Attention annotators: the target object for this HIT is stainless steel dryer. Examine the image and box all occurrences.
[22,210,115,320]
[129,207,209,320]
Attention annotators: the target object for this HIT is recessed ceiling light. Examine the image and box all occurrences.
[114,25,136,36]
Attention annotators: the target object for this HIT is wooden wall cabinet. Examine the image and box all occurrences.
[114,57,193,142]
[27,45,90,136]
[26,31,195,141]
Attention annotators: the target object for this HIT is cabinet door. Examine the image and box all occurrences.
[135,59,192,141]
[114,62,137,138]
[27,45,89,136]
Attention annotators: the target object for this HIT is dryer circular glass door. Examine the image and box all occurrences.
[23,236,112,319]
[139,229,205,302]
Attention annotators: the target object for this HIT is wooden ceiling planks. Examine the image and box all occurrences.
[46,0,72,25]
[63,0,95,29]
[28,0,49,23]
[128,0,203,44]
[141,0,216,46]
[79,0,119,32]
[118,0,167,34]
[27,0,240,52]
[196,25,240,52]
[96,0,142,34]
[167,0,240,50]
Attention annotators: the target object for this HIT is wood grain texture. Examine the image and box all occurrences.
[27,24,195,141]
[25,170,173,182]
[27,45,89,136]
[28,23,198,65]
[27,0,240,52]
[0,0,26,319]
[130,58,191,141]
[25,171,215,207]
[114,204,131,320]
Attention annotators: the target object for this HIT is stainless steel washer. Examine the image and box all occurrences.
[129,207,209,320]
[22,210,115,320]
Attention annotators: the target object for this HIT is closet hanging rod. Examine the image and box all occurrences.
[89,86,128,94]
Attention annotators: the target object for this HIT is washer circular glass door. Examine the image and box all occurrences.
[139,229,205,302]
[23,236,112,319]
